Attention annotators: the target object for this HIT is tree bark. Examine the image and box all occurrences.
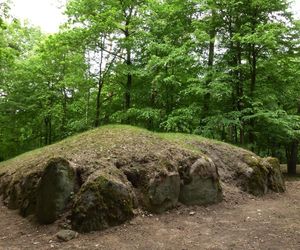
[248,9,258,149]
[61,87,67,136]
[95,38,105,127]
[124,28,132,111]
[202,10,216,122]
[287,141,298,175]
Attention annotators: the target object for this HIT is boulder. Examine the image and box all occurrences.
[147,170,181,213]
[19,172,41,217]
[71,168,135,232]
[36,158,76,224]
[179,157,222,205]
[121,158,181,213]
[193,142,285,196]
[56,230,78,242]
[263,157,285,192]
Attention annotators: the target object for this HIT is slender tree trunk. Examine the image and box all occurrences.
[61,88,67,136]
[125,31,132,110]
[248,9,258,149]
[287,100,300,175]
[287,141,298,175]
[236,41,244,144]
[95,38,105,127]
[49,117,52,144]
[247,44,257,149]
[120,5,134,111]
[95,81,103,127]
[202,10,216,123]
[86,88,90,126]
[44,116,52,145]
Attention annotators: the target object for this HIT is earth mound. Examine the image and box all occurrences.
[0,125,285,232]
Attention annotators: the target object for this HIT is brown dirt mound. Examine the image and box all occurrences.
[0,125,286,233]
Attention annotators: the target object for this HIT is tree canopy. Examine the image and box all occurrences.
[0,0,299,174]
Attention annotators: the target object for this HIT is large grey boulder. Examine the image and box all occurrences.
[179,157,222,205]
[71,168,136,232]
[263,157,285,192]
[147,170,181,213]
[36,158,76,224]
[193,141,285,196]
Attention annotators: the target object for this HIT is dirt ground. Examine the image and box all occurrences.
[0,179,299,250]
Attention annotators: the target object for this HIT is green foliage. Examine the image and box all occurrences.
[0,0,299,168]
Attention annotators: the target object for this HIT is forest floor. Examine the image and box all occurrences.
[0,175,299,250]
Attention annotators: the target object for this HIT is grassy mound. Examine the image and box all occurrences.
[0,125,285,232]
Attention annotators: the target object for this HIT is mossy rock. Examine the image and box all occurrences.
[241,156,285,196]
[245,165,268,196]
[36,158,76,224]
[7,181,21,210]
[71,168,135,232]
[146,171,181,213]
[179,157,222,205]
[263,157,285,193]
[4,172,41,217]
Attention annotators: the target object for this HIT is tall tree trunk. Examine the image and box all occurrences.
[95,80,103,127]
[125,31,132,110]
[44,116,52,145]
[248,46,257,150]
[236,41,244,144]
[203,15,216,118]
[287,141,298,175]
[61,88,67,136]
[95,38,105,127]
[121,5,133,111]
[248,9,258,149]
[86,88,90,126]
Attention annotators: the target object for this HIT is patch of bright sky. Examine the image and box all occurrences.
[10,0,300,34]
[11,0,67,33]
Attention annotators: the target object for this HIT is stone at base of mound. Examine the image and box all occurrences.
[264,157,285,192]
[242,156,286,196]
[179,158,222,205]
[147,171,181,213]
[36,158,77,224]
[71,168,135,232]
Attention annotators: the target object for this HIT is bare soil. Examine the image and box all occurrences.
[0,179,299,250]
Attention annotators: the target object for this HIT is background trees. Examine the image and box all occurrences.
[1,0,299,174]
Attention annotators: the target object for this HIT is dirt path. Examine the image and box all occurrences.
[0,180,299,250]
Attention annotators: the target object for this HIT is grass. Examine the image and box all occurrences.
[0,125,197,176]
[0,125,282,179]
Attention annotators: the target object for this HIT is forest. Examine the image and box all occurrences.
[0,0,299,174]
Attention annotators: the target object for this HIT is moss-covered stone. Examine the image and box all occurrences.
[147,171,180,213]
[19,172,41,217]
[36,158,76,224]
[263,157,285,193]
[179,157,222,205]
[7,182,21,210]
[245,164,268,196]
[71,168,135,232]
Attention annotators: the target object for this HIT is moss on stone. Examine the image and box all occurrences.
[179,157,222,205]
[71,169,135,232]
[246,164,268,196]
[36,158,76,224]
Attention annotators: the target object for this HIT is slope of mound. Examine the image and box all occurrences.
[0,125,285,232]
